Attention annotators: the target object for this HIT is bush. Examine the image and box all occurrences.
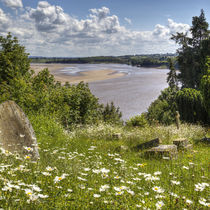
[147,87,177,125]
[126,113,148,127]
[175,88,208,123]
[102,102,122,125]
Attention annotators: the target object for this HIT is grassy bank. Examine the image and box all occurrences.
[0,114,209,209]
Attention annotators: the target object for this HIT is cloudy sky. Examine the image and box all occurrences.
[0,0,209,57]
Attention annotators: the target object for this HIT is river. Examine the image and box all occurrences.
[62,64,169,120]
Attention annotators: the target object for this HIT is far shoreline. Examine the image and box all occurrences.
[30,63,126,84]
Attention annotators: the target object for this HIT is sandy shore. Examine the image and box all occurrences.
[30,63,125,84]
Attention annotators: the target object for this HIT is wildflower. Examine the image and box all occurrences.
[127,189,135,195]
[195,183,209,191]
[92,169,100,174]
[24,147,33,152]
[38,194,48,198]
[152,186,164,193]
[182,166,189,170]
[155,201,164,209]
[171,180,180,185]
[2,185,12,192]
[32,185,42,192]
[84,168,90,171]
[46,166,55,172]
[100,168,110,173]
[102,173,109,179]
[169,192,179,198]
[93,194,101,198]
[114,175,121,179]
[163,156,170,160]
[77,177,87,181]
[115,191,124,195]
[198,197,210,207]
[114,158,125,163]
[154,171,162,176]
[186,199,193,205]
[137,163,147,167]
[20,134,25,138]
[54,174,66,183]
[25,155,31,160]
[67,189,73,192]
[79,184,85,189]
[42,172,51,176]
[99,184,110,192]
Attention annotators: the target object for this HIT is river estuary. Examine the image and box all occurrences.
[61,63,169,120]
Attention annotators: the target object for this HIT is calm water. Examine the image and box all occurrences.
[62,64,169,120]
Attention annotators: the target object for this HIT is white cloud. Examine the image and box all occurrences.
[0,1,191,56]
[0,8,10,31]
[124,17,132,25]
[153,19,190,38]
[1,0,23,9]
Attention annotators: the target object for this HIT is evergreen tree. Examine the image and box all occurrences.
[171,9,210,89]
[167,58,178,89]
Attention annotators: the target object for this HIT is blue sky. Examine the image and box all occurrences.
[0,0,209,56]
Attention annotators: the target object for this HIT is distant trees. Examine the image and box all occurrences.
[0,33,122,128]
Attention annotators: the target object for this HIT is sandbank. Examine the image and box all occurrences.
[30,63,125,84]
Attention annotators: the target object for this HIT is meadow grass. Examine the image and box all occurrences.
[0,114,209,209]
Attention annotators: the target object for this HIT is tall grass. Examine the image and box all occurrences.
[0,114,209,209]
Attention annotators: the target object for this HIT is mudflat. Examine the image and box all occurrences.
[30,63,125,84]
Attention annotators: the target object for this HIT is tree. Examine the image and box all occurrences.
[167,58,178,89]
[200,57,210,120]
[175,88,207,123]
[0,32,31,84]
[171,9,210,89]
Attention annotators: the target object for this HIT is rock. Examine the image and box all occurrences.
[0,101,39,159]
[145,145,178,159]
[134,138,161,151]
[200,137,210,144]
[115,145,129,152]
[112,133,121,140]
[173,138,189,150]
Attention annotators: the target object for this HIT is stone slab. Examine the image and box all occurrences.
[112,133,122,140]
[0,101,39,159]
[135,138,161,151]
[145,145,178,159]
[173,138,189,149]
[200,137,210,144]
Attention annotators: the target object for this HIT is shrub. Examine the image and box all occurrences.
[175,88,208,123]
[147,87,177,125]
[126,114,148,127]
[102,102,122,125]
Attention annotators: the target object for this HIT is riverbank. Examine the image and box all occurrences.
[30,63,125,84]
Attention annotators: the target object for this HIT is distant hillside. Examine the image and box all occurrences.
[30,54,177,68]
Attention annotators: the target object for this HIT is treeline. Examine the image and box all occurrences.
[31,54,175,68]
[146,9,210,125]
[0,33,122,129]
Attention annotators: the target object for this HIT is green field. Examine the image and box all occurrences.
[0,114,209,209]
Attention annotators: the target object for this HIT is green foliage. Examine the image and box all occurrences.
[0,33,31,84]
[147,88,177,125]
[126,114,148,127]
[171,9,210,89]
[167,58,178,88]
[0,33,122,127]
[175,88,208,123]
[200,57,210,119]
[102,101,122,125]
